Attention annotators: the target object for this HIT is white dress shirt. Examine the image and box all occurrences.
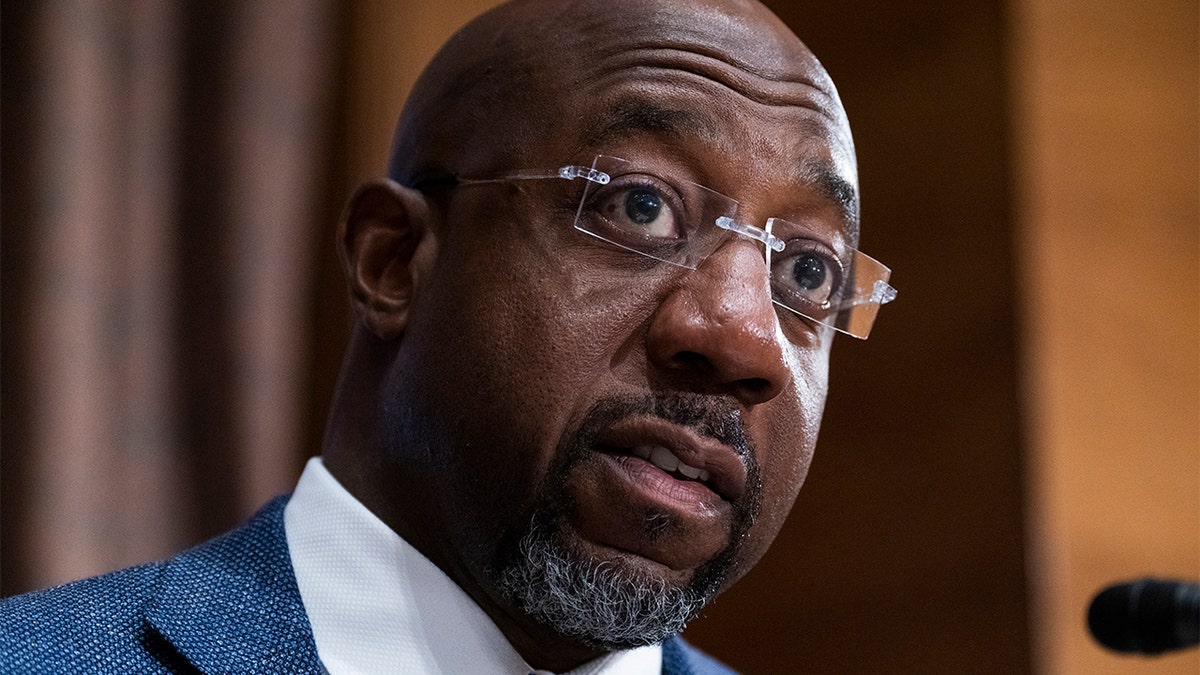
[284,457,663,675]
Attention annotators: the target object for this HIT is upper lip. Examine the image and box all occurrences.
[594,415,748,502]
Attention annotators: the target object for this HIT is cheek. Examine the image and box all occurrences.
[427,191,677,410]
[406,228,645,483]
[736,343,831,571]
[463,265,629,403]
[450,241,658,399]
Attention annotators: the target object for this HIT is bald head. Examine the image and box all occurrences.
[388,0,854,221]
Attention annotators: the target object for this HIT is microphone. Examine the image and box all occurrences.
[1087,578,1200,654]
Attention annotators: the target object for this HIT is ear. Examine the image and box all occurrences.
[338,178,435,341]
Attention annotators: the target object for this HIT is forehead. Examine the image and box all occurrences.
[526,2,859,232]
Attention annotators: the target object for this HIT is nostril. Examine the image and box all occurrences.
[739,378,772,396]
[670,351,712,374]
[664,352,778,401]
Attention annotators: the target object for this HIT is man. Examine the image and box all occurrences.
[0,0,894,672]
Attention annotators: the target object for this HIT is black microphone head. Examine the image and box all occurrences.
[1088,578,1200,655]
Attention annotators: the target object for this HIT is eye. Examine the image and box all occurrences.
[593,179,681,239]
[771,243,843,310]
[625,188,662,225]
[793,254,829,292]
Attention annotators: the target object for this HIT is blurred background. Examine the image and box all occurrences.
[2,1,1196,673]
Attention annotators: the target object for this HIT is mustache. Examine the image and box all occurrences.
[573,392,754,462]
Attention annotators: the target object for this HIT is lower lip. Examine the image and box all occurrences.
[599,452,724,515]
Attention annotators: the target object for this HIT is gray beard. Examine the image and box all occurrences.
[492,512,716,650]
[489,393,762,651]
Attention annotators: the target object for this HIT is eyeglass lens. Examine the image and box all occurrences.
[569,155,894,339]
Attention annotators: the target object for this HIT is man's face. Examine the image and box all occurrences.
[385,0,856,649]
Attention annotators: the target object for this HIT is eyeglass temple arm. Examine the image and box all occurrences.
[558,165,610,183]
[872,280,898,305]
[460,165,611,185]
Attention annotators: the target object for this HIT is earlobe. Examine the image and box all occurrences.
[338,178,434,341]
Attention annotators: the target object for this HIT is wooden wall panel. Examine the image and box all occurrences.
[1009,1,1200,673]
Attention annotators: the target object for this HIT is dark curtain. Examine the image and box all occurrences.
[2,0,343,595]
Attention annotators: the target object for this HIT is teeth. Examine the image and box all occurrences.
[634,445,707,483]
[650,447,678,472]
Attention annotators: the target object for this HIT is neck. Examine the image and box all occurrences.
[321,334,621,671]
[323,453,612,672]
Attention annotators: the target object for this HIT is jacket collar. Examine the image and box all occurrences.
[144,496,325,674]
[662,634,730,675]
[141,493,722,674]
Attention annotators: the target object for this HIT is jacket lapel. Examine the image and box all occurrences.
[144,496,324,674]
[662,635,733,675]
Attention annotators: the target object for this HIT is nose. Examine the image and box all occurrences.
[645,240,793,406]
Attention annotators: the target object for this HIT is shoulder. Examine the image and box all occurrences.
[0,495,298,674]
[0,561,172,673]
[662,635,738,675]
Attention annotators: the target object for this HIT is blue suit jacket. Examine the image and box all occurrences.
[0,497,734,674]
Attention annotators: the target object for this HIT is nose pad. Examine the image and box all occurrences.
[715,216,785,254]
[645,240,792,406]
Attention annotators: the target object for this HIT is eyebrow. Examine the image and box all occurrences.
[586,100,861,239]
[585,101,717,147]
[798,160,860,241]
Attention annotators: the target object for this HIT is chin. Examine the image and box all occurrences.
[482,391,767,648]
[487,492,741,650]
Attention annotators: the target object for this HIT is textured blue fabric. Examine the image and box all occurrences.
[0,495,733,674]
[662,635,736,675]
[0,496,323,674]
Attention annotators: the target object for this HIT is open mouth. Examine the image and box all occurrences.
[593,416,747,504]
[628,445,711,483]
[560,407,755,570]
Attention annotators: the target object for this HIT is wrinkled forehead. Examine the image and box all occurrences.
[397,0,857,232]
[497,0,849,144]
[490,3,848,176]
[568,0,828,90]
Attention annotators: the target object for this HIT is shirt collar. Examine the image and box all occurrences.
[284,457,663,675]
